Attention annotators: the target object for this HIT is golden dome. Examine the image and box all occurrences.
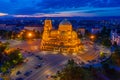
[58,19,72,31]
[59,19,72,25]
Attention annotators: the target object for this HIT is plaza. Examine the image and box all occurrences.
[5,38,111,80]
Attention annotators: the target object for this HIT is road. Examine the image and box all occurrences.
[26,54,68,80]
[8,40,69,80]
[10,52,69,80]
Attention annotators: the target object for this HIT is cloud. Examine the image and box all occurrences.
[13,12,95,17]
[12,7,120,17]
[0,13,8,16]
[0,0,120,17]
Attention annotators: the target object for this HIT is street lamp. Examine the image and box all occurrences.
[90,35,95,39]
[28,33,32,37]
[17,34,20,38]
[90,35,95,41]
[27,32,33,38]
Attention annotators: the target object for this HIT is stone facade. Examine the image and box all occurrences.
[40,19,83,53]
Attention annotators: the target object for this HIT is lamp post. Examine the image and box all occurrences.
[28,33,32,38]
[90,35,95,42]
[27,32,34,39]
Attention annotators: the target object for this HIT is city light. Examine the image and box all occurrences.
[17,35,20,38]
[27,32,33,38]
[28,33,32,37]
[90,35,95,39]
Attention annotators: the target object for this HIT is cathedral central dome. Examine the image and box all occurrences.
[59,19,72,25]
[59,19,72,31]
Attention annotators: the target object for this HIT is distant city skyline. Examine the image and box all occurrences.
[0,0,120,17]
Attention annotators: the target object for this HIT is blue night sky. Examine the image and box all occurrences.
[0,0,120,17]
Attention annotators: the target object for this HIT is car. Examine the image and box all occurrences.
[24,58,29,62]
[28,52,31,54]
[46,74,51,79]
[87,60,90,62]
[81,62,85,65]
[35,55,39,57]
[24,71,32,77]
[34,64,42,69]
[37,64,42,67]
[51,75,57,78]
[17,48,22,50]
[34,66,41,69]
[11,66,15,69]
[35,55,43,60]
[17,48,20,50]
[25,51,28,52]
[16,78,24,80]
[38,57,43,60]
[92,60,96,62]
[16,71,21,75]
[31,53,34,55]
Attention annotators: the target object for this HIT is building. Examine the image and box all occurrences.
[0,24,16,31]
[40,19,83,53]
[77,27,85,36]
[111,29,120,46]
[24,25,43,33]
[91,27,101,34]
[0,24,24,32]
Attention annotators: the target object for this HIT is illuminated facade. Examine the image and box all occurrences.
[40,19,83,53]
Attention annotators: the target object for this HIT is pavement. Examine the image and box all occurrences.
[10,53,68,80]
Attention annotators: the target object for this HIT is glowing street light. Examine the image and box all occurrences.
[17,35,20,38]
[28,32,33,38]
[90,35,96,41]
[28,33,32,37]
[90,35,95,39]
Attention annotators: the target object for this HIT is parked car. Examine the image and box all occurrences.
[35,55,43,60]
[16,78,24,80]
[24,71,32,77]
[16,71,21,75]
[38,57,43,60]
[46,74,51,79]
[34,64,42,69]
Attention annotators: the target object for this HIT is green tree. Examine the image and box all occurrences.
[111,46,120,66]
[96,26,111,47]
[8,50,23,65]
[54,59,94,80]
[0,42,23,73]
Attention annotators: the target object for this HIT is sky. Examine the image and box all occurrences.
[0,0,120,17]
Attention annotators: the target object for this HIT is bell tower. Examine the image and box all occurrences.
[42,19,52,41]
[44,19,52,31]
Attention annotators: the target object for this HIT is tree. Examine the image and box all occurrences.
[96,26,111,47]
[111,46,120,66]
[0,42,9,63]
[54,59,94,80]
[0,42,23,73]
[8,50,23,65]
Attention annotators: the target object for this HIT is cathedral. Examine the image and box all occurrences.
[40,19,83,53]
